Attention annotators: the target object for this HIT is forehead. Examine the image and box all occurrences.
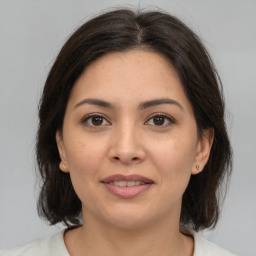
[67,50,192,113]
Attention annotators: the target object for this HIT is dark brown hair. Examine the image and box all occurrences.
[37,8,232,230]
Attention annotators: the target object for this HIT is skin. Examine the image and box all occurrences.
[56,49,214,256]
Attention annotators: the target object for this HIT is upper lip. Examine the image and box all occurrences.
[101,174,154,184]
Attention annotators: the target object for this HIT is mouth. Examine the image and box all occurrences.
[101,174,154,198]
[101,174,154,184]
[107,180,148,187]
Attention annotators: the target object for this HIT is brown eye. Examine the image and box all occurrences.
[91,116,103,126]
[82,114,110,127]
[153,116,165,126]
[146,114,174,127]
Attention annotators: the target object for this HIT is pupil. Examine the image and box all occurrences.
[154,116,164,125]
[92,116,103,126]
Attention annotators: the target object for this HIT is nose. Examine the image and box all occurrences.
[108,123,146,165]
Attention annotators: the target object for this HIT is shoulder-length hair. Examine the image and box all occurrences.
[37,8,232,231]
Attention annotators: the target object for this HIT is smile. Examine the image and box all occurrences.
[109,181,146,187]
[101,174,154,198]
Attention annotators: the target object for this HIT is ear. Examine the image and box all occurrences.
[192,128,214,175]
[56,130,69,173]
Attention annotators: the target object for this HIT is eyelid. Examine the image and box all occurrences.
[81,113,111,126]
[80,112,175,128]
[145,112,175,127]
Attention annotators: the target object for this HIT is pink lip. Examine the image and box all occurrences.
[102,174,154,183]
[101,174,154,199]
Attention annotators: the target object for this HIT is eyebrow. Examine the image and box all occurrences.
[74,98,184,111]
[138,98,184,111]
[74,98,113,109]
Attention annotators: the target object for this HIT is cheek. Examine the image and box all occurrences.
[64,137,107,204]
[151,135,196,167]
[148,133,197,181]
[65,136,107,177]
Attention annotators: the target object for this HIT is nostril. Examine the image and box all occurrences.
[112,156,140,161]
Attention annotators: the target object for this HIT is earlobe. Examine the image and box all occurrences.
[192,128,214,175]
[56,130,69,173]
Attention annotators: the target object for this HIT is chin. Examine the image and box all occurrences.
[101,206,157,230]
[108,216,150,230]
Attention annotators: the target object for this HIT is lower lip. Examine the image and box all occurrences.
[103,183,152,199]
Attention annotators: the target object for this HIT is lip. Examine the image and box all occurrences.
[101,174,154,183]
[101,174,154,199]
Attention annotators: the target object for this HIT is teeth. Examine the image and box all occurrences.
[127,181,135,187]
[109,181,146,187]
[114,181,126,187]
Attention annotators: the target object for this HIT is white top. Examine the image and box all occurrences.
[0,229,237,256]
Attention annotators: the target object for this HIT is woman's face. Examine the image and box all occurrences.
[56,50,213,229]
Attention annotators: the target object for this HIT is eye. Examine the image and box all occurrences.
[146,114,174,127]
[81,114,110,127]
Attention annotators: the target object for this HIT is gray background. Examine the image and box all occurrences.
[0,0,255,255]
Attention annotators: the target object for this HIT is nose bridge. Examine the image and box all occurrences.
[109,118,145,164]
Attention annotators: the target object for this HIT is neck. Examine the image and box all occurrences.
[64,210,194,256]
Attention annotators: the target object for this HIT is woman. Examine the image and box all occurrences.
[1,8,236,256]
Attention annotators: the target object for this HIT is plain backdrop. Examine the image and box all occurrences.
[0,0,255,255]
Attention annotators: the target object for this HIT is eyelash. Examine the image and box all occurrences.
[81,113,110,127]
[81,113,175,128]
[146,113,175,127]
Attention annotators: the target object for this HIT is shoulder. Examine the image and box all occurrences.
[0,230,69,256]
[192,231,237,256]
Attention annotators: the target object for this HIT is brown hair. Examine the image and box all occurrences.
[37,8,232,231]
